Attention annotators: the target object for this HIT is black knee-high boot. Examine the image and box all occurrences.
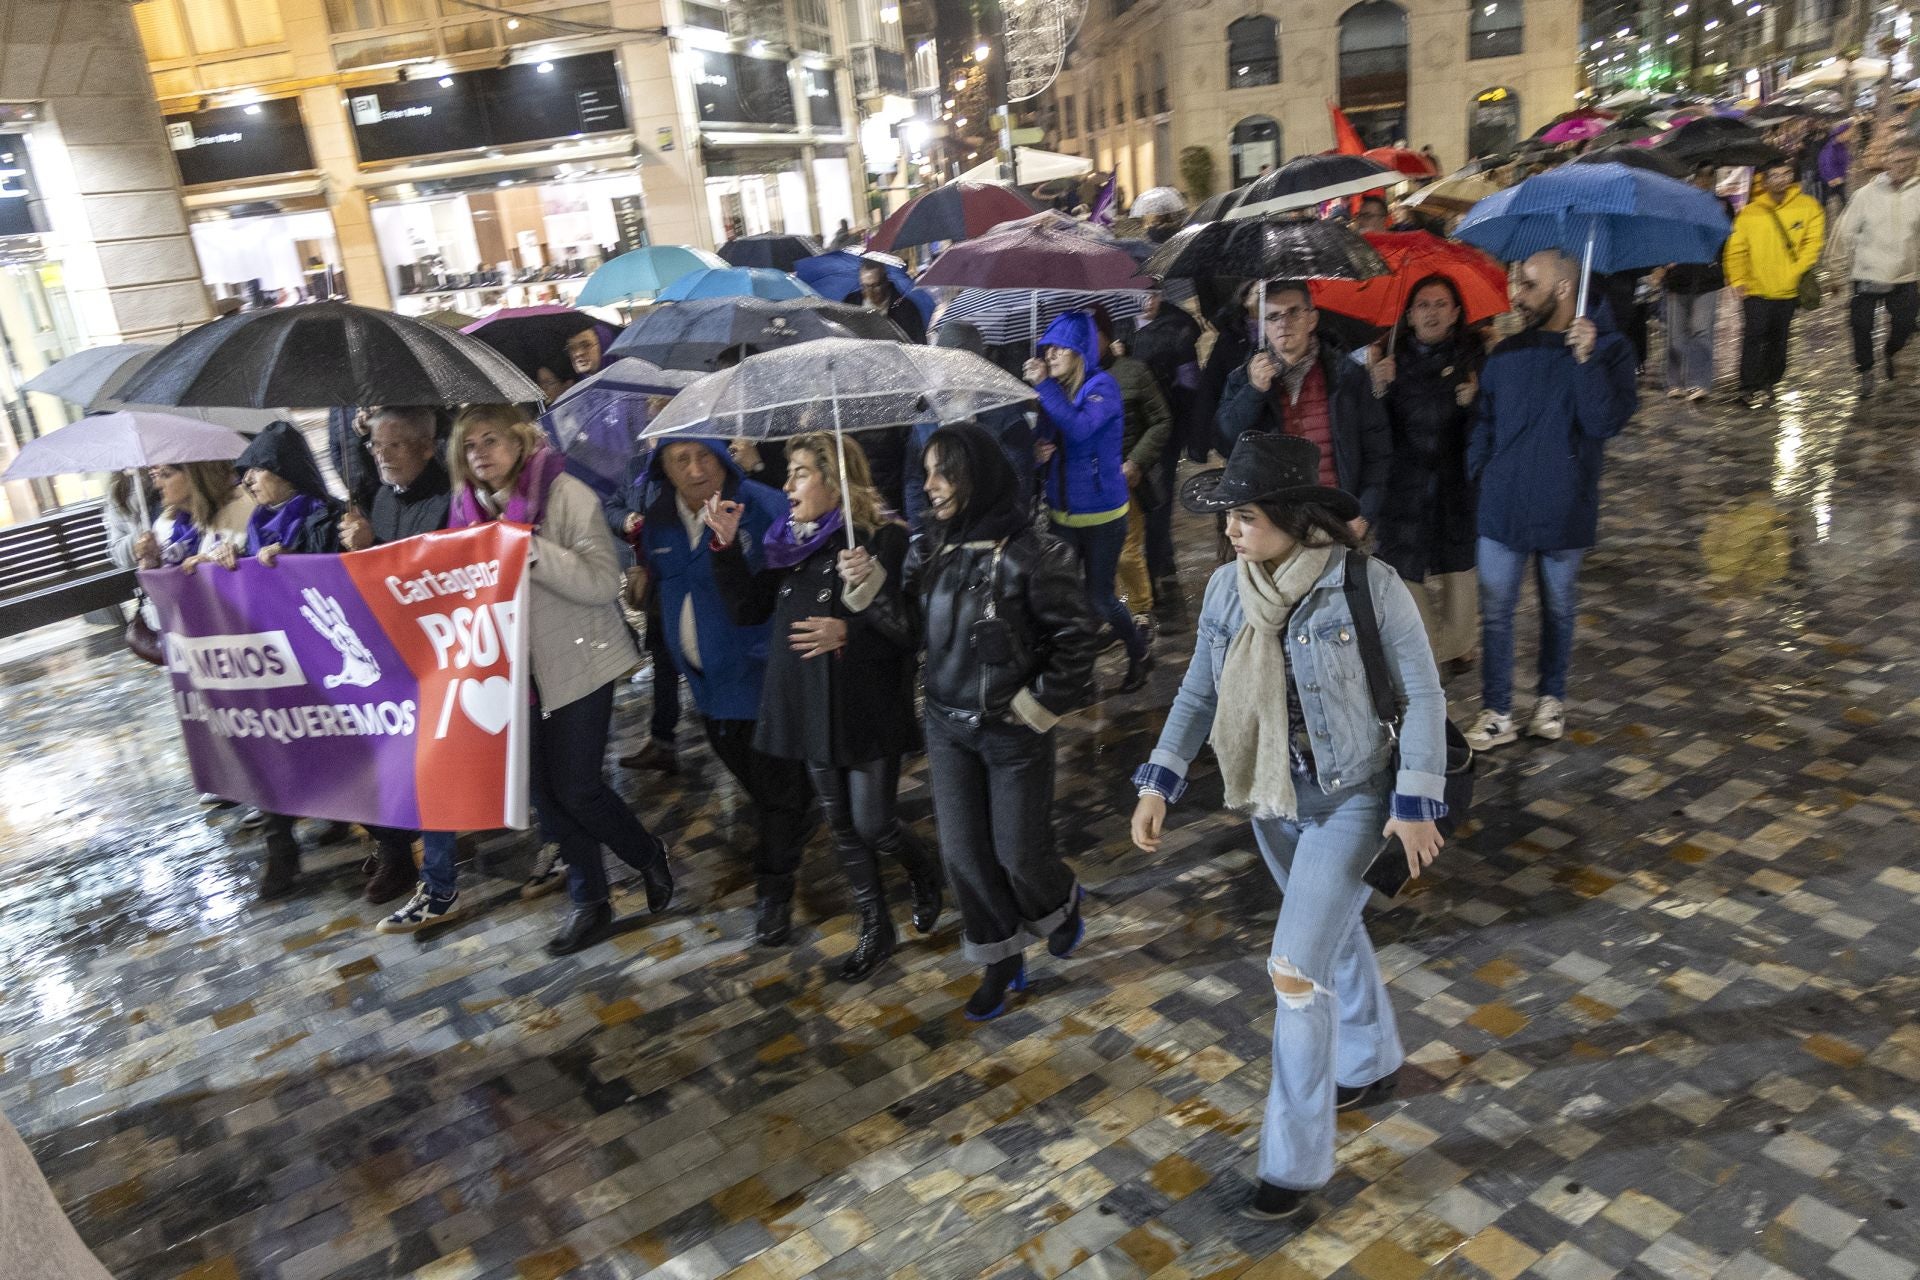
[835,842,896,981]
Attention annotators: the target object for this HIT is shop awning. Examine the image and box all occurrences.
[957,148,1094,185]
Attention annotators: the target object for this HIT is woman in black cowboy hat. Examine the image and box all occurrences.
[1126,431,1450,1222]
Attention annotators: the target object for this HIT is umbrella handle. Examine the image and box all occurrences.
[1575,224,1596,320]
[830,363,855,551]
[1030,292,1038,358]
[1257,278,1267,351]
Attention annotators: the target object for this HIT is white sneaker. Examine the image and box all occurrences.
[376,884,463,933]
[520,842,563,900]
[1464,708,1518,750]
[1666,387,1686,400]
[1527,696,1566,741]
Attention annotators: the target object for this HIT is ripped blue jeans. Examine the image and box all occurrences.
[1251,775,1405,1190]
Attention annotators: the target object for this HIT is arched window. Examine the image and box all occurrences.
[1152,52,1169,113]
[1226,15,1280,89]
[1338,1,1408,147]
[1230,115,1281,185]
[1467,86,1520,156]
[1470,0,1523,58]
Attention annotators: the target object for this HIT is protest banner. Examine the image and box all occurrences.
[141,523,532,830]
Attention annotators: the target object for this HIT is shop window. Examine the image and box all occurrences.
[1227,15,1279,90]
[1063,94,1078,138]
[1470,0,1523,58]
[682,2,728,31]
[1467,86,1520,156]
[1338,0,1408,146]
[1152,53,1168,113]
[1096,94,1107,130]
[1229,114,1280,184]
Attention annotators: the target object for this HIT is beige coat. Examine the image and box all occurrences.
[524,472,639,711]
[1,1111,113,1279]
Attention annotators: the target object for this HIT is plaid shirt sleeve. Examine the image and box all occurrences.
[1131,763,1188,803]
[1390,793,1448,823]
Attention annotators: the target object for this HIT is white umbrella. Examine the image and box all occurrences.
[20,344,158,407]
[1783,57,1888,91]
[2,410,252,527]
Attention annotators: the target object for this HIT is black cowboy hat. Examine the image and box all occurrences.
[1180,432,1360,521]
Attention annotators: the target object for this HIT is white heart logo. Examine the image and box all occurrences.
[458,676,514,735]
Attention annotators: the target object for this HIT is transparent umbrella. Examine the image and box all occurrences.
[643,338,1034,548]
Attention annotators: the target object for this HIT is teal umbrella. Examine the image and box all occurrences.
[577,245,727,306]
[657,267,820,302]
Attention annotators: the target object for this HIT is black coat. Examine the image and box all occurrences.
[711,520,920,766]
[1374,336,1480,581]
[370,459,452,543]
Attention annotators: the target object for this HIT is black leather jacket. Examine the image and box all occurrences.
[876,529,1100,729]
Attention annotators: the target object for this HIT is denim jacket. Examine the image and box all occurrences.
[1141,554,1448,811]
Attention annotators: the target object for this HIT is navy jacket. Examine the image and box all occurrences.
[1214,345,1393,524]
[639,440,787,721]
[1468,325,1637,551]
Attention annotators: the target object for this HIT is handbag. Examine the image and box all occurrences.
[1339,549,1475,838]
[1764,206,1824,311]
[124,591,164,666]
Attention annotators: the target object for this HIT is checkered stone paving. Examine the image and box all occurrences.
[1,302,1916,1280]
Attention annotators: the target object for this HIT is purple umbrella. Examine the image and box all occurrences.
[920,216,1154,352]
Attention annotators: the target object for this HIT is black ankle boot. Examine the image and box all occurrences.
[635,834,675,914]
[1239,1181,1311,1221]
[258,832,301,901]
[836,845,896,981]
[364,839,416,904]
[545,901,614,956]
[892,829,944,935]
[1047,885,1085,958]
[755,872,796,946]
[964,954,1028,1021]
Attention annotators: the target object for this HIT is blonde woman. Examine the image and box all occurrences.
[130,460,252,570]
[706,433,941,981]
[384,405,674,955]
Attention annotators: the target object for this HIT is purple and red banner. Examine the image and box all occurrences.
[141,524,532,831]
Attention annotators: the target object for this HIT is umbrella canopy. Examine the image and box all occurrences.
[919,218,1155,291]
[937,289,1150,347]
[1186,185,1249,225]
[1531,107,1615,139]
[1541,115,1613,144]
[1365,146,1439,179]
[554,357,701,409]
[461,306,604,381]
[1400,172,1505,217]
[1783,57,1888,90]
[1144,218,1391,282]
[20,344,158,407]
[1571,145,1690,179]
[1309,231,1510,329]
[1586,123,1666,148]
[606,296,906,371]
[656,266,820,302]
[716,233,824,272]
[114,301,542,409]
[415,309,480,330]
[644,338,1033,442]
[1453,162,1732,282]
[1130,186,1188,217]
[577,244,728,306]
[866,181,1046,252]
[1656,117,1788,169]
[1229,154,1398,220]
[791,250,936,324]
[1,410,250,481]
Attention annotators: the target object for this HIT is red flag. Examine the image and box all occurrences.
[1328,100,1366,155]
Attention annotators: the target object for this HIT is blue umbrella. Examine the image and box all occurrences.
[1453,162,1730,314]
[716,232,823,272]
[656,267,821,302]
[792,250,936,326]
[578,245,727,306]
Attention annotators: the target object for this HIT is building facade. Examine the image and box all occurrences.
[132,0,887,316]
[1045,0,1581,201]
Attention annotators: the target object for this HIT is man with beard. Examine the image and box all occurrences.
[1464,249,1636,753]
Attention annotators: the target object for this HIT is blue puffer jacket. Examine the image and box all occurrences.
[1468,324,1637,552]
[1033,311,1128,519]
[639,439,787,721]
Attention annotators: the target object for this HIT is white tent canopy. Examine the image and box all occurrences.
[958,147,1095,186]
[1782,57,1888,91]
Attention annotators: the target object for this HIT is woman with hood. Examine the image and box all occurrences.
[182,420,346,898]
[706,433,943,982]
[857,423,1100,1020]
[1025,310,1152,694]
[386,404,675,955]
[1366,274,1482,674]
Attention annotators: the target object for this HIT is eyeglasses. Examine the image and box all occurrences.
[1263,307,1313,324]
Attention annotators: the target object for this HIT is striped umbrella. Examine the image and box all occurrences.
[935,289,1150,347]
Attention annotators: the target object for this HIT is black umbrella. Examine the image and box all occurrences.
[1229,154,1398,220]
[1587,123,1665,148]
[461,306,604,381]
[605,296,906,371]
[1572,145,1690,179]
[1144,219,1390,283]
[1186,184,1249,225]
[717,233,825,272]
[1658,117,1787,169]
[114,301,541,409]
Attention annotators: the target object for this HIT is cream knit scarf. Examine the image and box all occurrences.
[1211,542,1335,819]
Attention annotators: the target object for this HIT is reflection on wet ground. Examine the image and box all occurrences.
[1,304,1917,1280]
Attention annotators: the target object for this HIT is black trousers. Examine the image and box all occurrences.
[534,680,660,906]
[922,710,1074,964]
[806,756,908,858]
[1739,296,1799,393]
[1849,282,1920,373]
[643,596,682,745]
[702,717,814,876]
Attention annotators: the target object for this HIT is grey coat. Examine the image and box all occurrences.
[525,472,639,711]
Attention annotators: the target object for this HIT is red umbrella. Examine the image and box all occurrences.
[866,181,1045,253]
[1365,146,1439,179]
[1310,231,1509,334]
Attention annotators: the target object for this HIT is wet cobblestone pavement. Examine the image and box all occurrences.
[2,306,1917,1280]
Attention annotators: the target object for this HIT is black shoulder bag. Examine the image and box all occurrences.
[1340,549,1476,840]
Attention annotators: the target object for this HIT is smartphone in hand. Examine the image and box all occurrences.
[1362,834,1413,899]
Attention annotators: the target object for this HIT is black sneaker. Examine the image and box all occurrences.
[545,901,615,955]
[1238,1181,1311,1221]
[1336,1070,1400,1112]
[1047,886,1085,958]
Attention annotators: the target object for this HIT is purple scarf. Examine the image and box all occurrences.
[246,493,325,555]
[449,446,569,528]
[162,512,202,564]
[763,507,845,569]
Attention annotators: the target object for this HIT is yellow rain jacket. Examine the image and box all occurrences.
[1724,185,1826,301]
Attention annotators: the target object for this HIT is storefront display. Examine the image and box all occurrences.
[188,205,344,309]
[349,52,628,165]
